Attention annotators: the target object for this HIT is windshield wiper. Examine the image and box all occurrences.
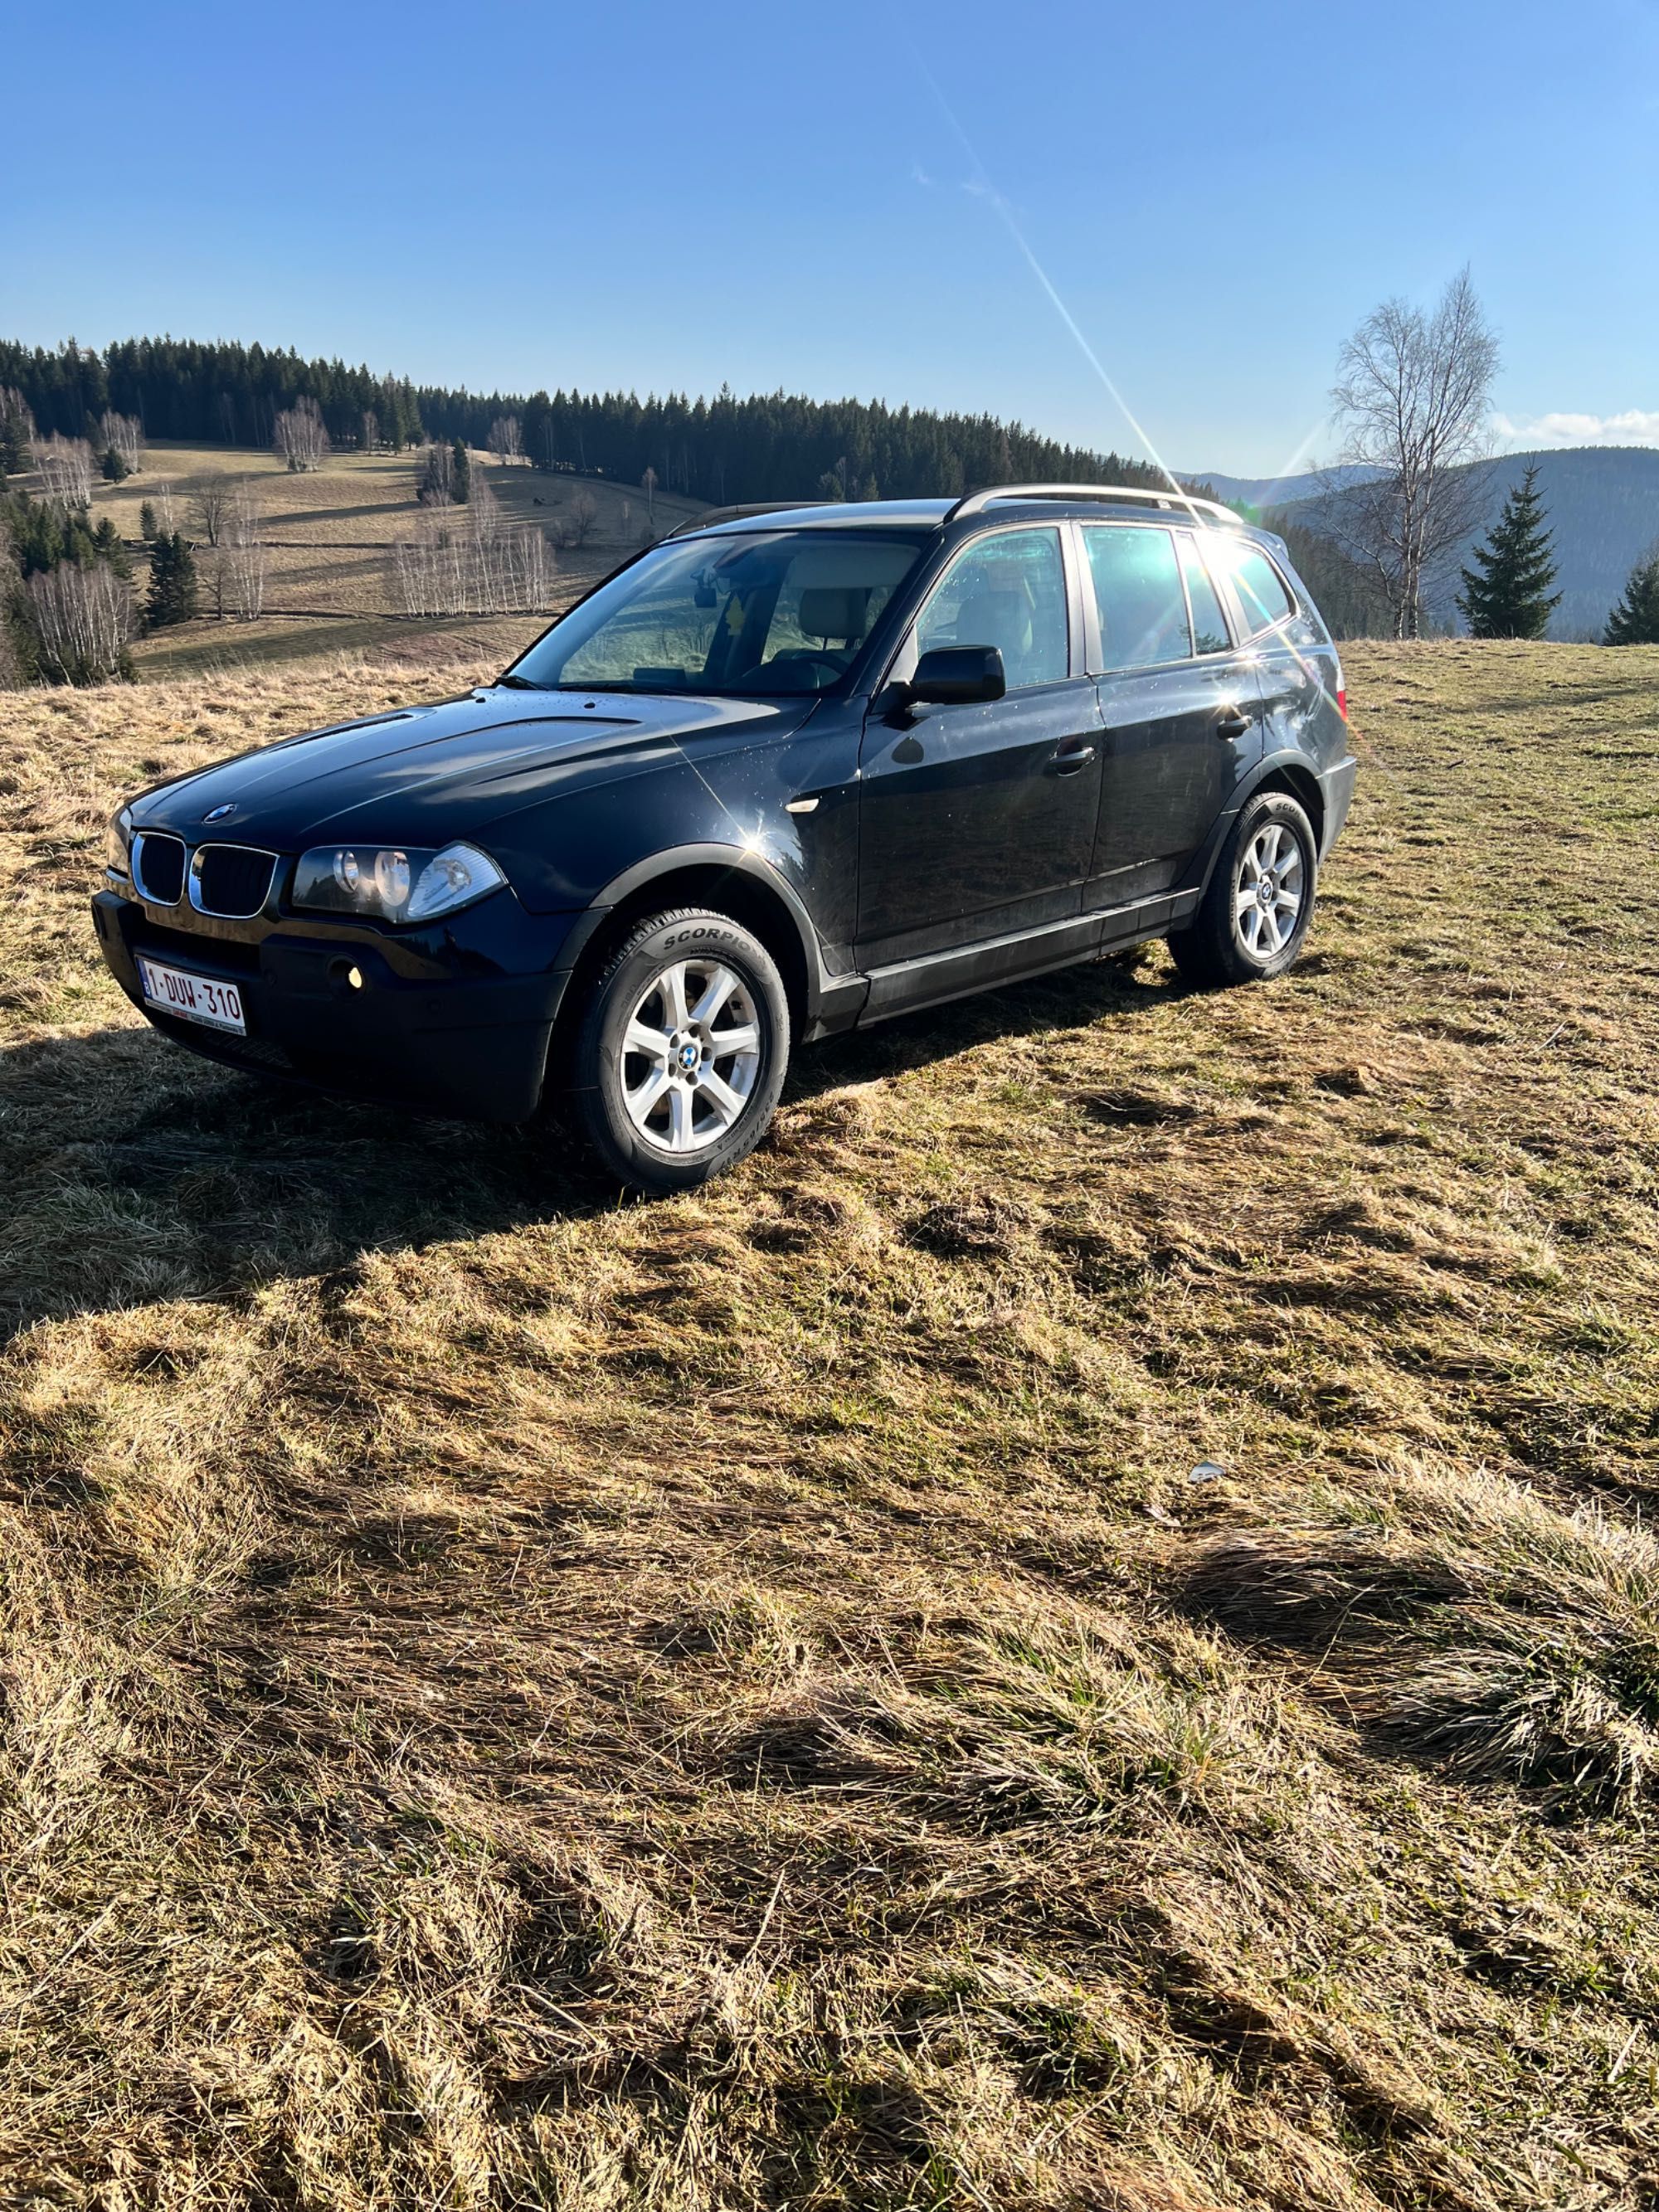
[494,673,545,689]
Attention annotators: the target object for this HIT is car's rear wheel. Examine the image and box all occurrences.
[1167,790,1318,987]
[572,907,790,1193]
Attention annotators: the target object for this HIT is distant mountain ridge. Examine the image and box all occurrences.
[1189,448,1659,639]
[1182,464,1382,509]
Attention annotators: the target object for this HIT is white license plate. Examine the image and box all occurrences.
[138,956,247,1035]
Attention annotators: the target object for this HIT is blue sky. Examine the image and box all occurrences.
[7,0,1657,475]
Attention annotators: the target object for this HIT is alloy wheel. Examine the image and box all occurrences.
[1233,820,1306,960]
[620,958,763,1155]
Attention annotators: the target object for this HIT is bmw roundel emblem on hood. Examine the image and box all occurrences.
[203,804,236,823]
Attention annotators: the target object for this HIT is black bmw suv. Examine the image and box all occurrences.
[95,485,1356,1192]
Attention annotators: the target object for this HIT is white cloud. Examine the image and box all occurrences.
[1493,408,1659,449]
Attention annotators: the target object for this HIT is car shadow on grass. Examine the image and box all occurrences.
[0,955,1180,1341]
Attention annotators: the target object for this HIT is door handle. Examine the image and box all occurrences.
[1047,737,1097,775]
[1215,707,1253,741]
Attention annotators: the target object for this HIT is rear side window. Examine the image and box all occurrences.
[1179,537,1233,654]
[1082,526,1191,669]
[916,526,1068,689]
[1206,537,1296,634]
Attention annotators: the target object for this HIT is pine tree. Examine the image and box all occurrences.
[1457,465,1560,639]
[100,445,129,483]
[451,438,470,505]
[145,532,199,629]
[1603,551,1659,646]
[139,500,158,542]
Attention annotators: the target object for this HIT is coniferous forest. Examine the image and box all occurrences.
[0,336,1163,506]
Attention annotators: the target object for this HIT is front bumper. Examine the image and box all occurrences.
[92,884,591,1121]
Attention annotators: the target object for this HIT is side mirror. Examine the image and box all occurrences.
[907,644,1006,707]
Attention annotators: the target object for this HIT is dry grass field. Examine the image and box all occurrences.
[2,638,1658,2209]
[68,440,703,675]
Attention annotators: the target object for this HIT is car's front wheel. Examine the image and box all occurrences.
[1167,790,1318,988]
[572,907,790,1193]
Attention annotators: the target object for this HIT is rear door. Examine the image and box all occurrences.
[1201,532,1332,775]
[1081,523,1263,909]
[855,524,1102,968]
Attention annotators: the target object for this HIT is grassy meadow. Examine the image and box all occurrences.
[69,440,703,676]
[2,637,1658,2207]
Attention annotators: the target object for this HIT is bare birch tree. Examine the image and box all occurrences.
[487,415,523,467]
[152,480,178,533]
[361,407,379,452]
[567,489,599,547]
[24,562,135,683]
[99,411,144,473]
[226,484,267,620]
[391,503,557,618]
[1324,268,1500,638]
[36,434,95,509]
[274,396,330,472]
[641,465,657,523]
[190,478,233,547]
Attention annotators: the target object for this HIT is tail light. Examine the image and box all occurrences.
[1336,687,1349,722]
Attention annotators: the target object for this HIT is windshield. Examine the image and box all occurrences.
[501,529,928,697]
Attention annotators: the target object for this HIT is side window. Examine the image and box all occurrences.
[1083,525,1191,669]
[915,527,1068,690]
[1179,535,1234,655]
[1205,537,1296,635]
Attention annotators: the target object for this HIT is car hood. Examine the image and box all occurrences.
[132,687,820,853]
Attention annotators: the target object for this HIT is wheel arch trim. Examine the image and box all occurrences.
[557,842,855,1032]
[1186,750,1327,898]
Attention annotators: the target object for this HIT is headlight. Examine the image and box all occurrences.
[292,841,507,924]
[105,806,134,878]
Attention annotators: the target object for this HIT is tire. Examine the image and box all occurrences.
[1168,790,1318,988]
[571,907,790,1194]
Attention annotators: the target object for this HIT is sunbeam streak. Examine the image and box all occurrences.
[908,41,1363,737]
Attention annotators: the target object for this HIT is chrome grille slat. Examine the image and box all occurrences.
[191,842,278,920]
[132,832,186,907]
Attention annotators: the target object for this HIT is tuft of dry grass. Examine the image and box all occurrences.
[2,639,1659,2206]
[1188,1466,1659,1807]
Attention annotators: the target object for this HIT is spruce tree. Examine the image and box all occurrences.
[451,438,470,504]
[1603,551,1659,646]
[0,392,34,475]
[145,532,199,628]
[100,445,129,483]
[139,500,158,542]
[1457,465,1560,639]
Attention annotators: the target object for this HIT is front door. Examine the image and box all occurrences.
[855,523,1102,970]
[1080,522,1263,909]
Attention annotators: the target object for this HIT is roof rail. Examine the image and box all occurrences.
[946,483,1245,527]
[664,501,810,538]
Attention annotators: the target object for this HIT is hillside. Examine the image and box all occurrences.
[1272,446,1659,639]
[64,439,703,675]
[2,333,1165,511]
[1184,463,1383,508]
[2,639,1658,2206]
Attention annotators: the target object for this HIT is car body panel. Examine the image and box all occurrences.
[854,679,1104,966]
[1088,655,1264,906]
